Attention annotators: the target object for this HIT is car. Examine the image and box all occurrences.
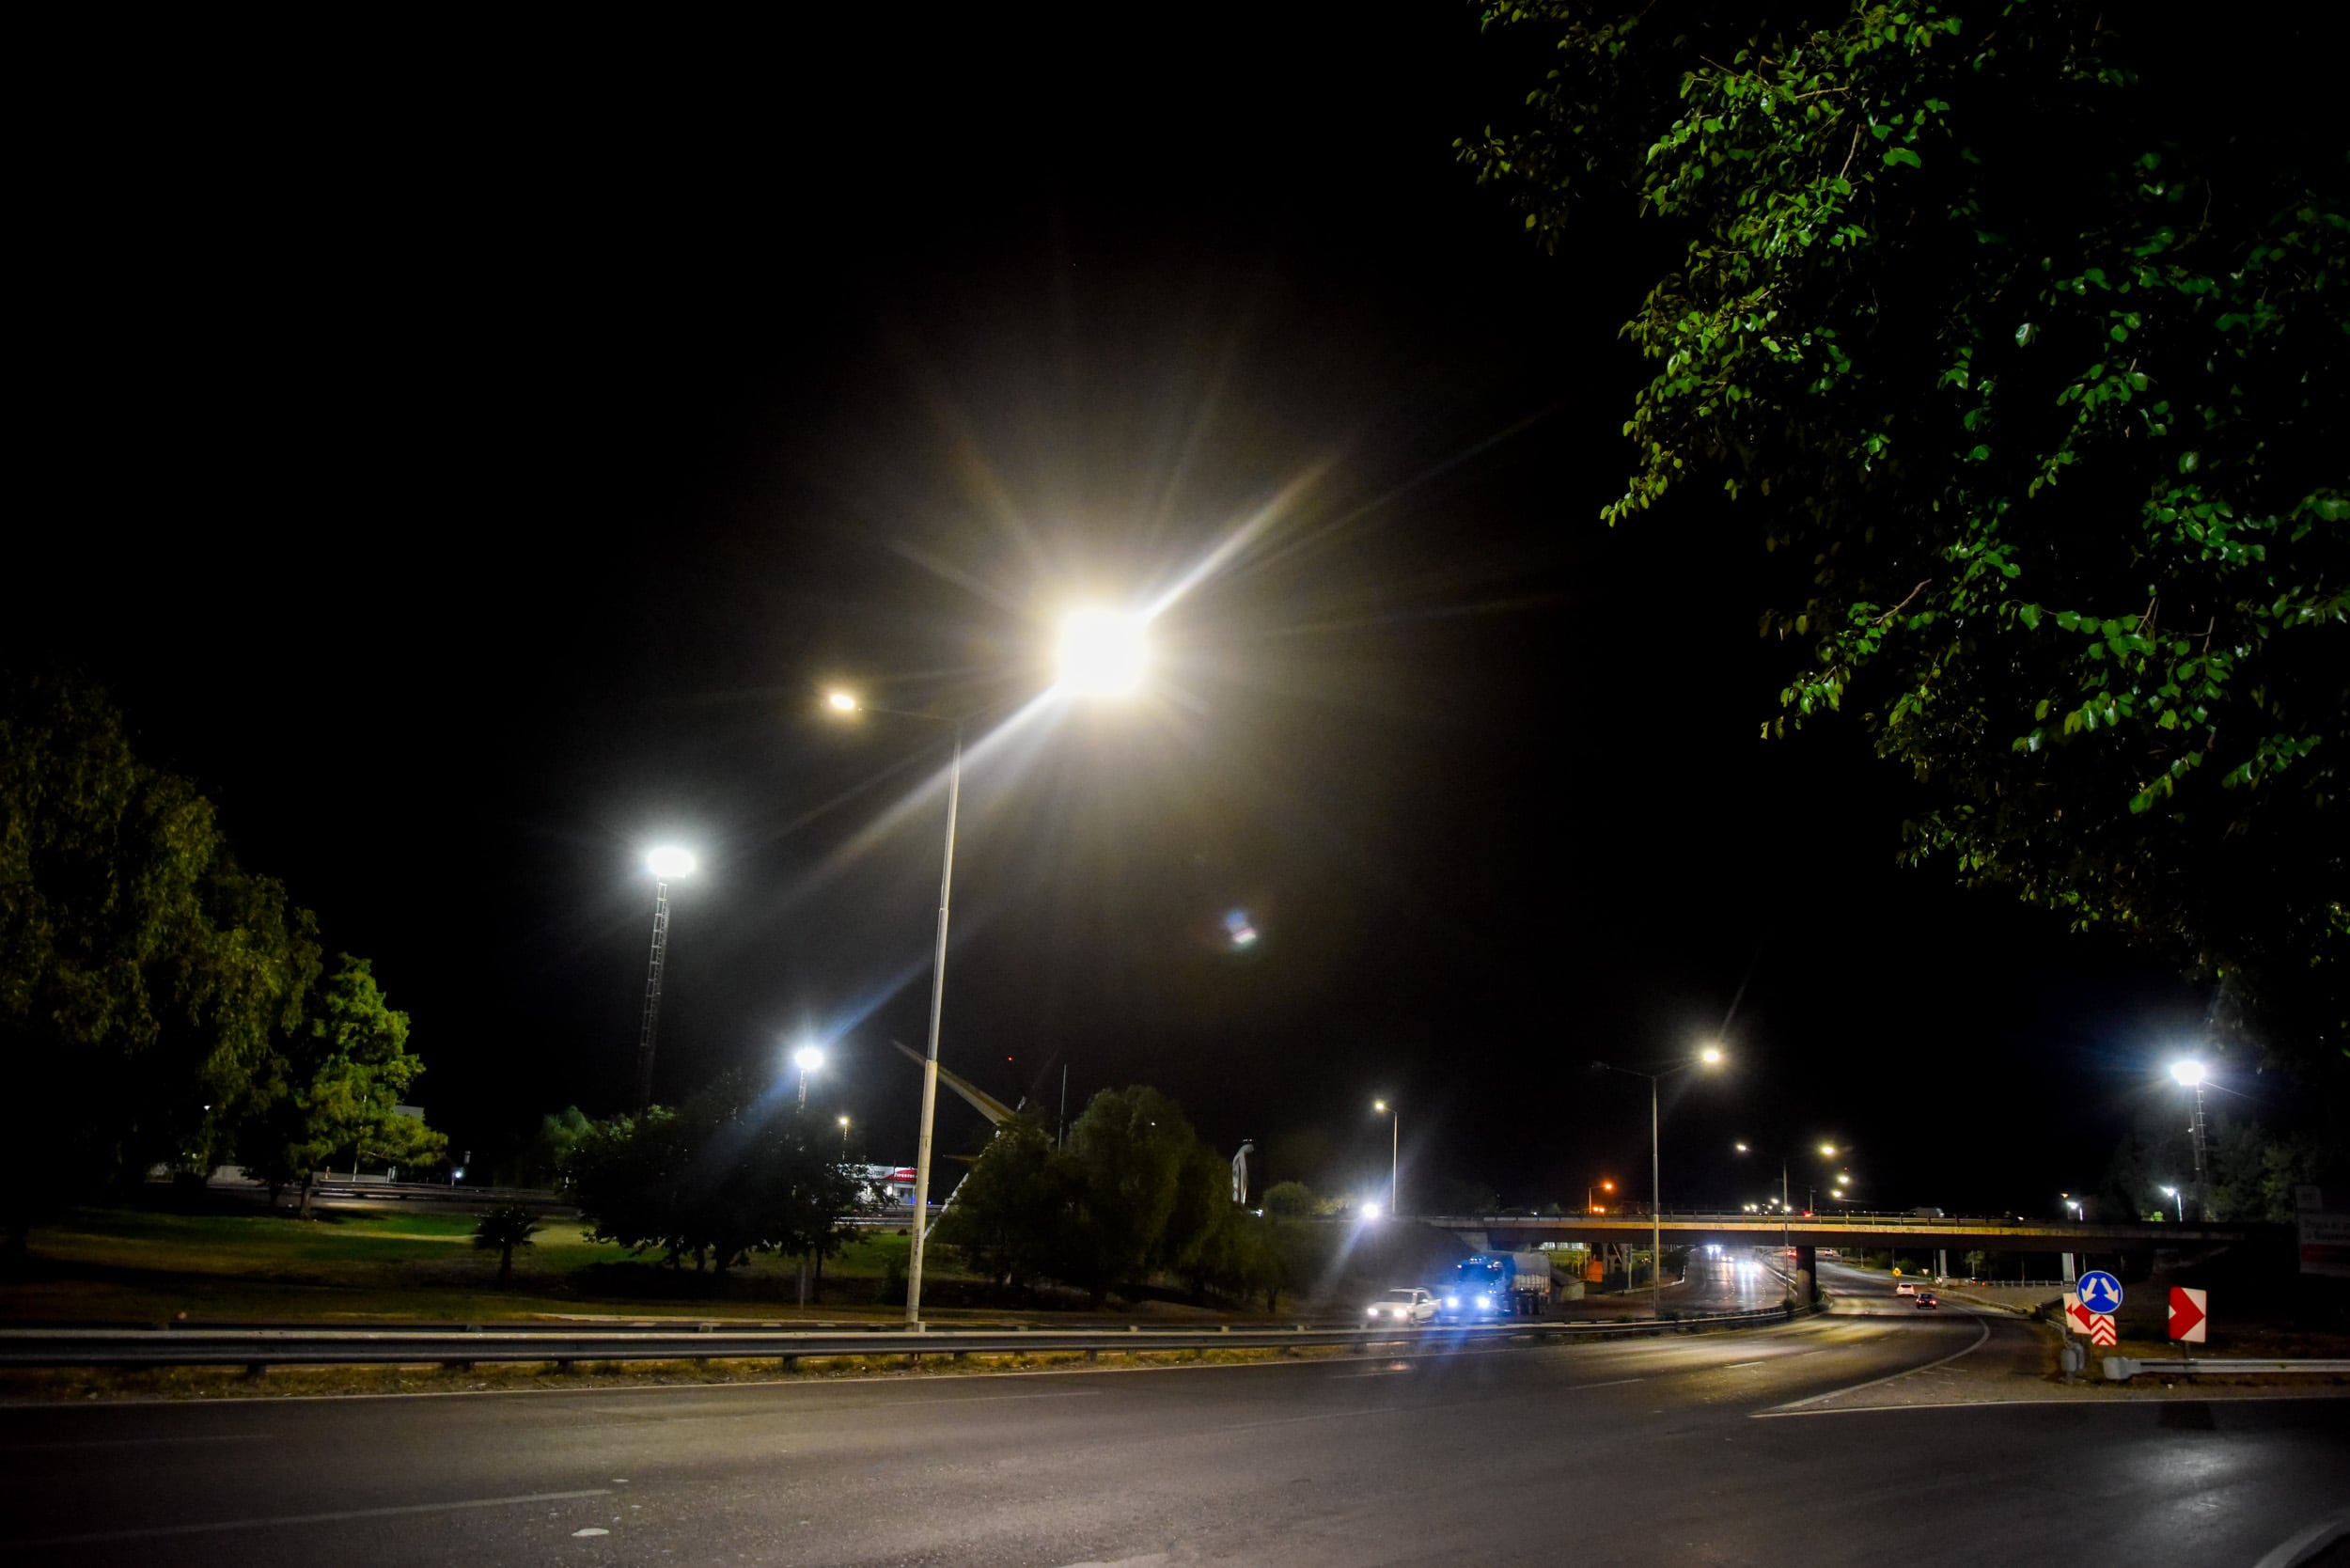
[1363,1288,1438,1326]
[1914,1292,1939,1309]
[1895,1281,1917,1296]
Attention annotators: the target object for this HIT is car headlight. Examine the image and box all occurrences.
[1475,1294,1492,1309]
[1445,1296,1459,1309]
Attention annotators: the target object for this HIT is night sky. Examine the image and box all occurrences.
[17,12,2233,1217]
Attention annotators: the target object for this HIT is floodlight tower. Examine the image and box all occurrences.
[2171,1059,2212,1220]
[634,848,697,1112]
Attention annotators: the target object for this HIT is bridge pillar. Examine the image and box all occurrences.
[1792,1246,1817,1307]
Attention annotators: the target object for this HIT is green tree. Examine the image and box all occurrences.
[2,677,318,1248]
[1060,1086,1198,1306]
[936,1116,1076,1293]
[517,1105,594,1191]
[570,1076,857,1279]
[234,954,446,1216]
[1261,1180,1326,1218]
[473,1203,541,1284]
[1462,3,2348,1064]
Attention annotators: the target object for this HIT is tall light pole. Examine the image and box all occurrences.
[634,848,697,1112]
[2160,1184,2184,1222]
[1588,1178,1614,1215]
[792,1043,824,1112]
[827,604,1149,1329]
[1595,1043,1725,1317]
[1372,1100,1398,1215]
[2170,1059,2212,1220]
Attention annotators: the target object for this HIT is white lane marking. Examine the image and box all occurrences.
[1725,1360,1767,1370]
[0,1488,613,1550]
[0,1434,272,1451]
[2252,1505,2350,1568]
[1566,1378,1645,1390]
[1760,1318,1991,1415]
[572,1528,611,1537]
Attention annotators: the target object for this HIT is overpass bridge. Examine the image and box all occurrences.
[1419,1212,2264,1251]
[1418,1212,2274,1303]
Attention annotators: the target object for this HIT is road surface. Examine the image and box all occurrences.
[1,1262,2341,1565]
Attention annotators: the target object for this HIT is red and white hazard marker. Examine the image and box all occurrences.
[2088,1313,2118,1347]
[2169,1286,2208,1343]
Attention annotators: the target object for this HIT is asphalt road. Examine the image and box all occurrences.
[2,1262,2342,1566]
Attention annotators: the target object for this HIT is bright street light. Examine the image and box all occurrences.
[1593,1044,1726,1317]
[1054,606,1150,696]
[832,603,1157,1328]
[838,1114,852,1156]
[2159,1184,2184,1222]
[634,847,697,1109]
[2170,1059,2206,1086]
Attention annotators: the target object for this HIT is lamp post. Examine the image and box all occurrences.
[827,604,1149,1328]
[1587,1178,1615,1215]
[2170,1059,2212,1221]
[791,1043,824,1112]
[1372,1100,1398,1215]
[634,848,697,1112]
[2159,1184,2184,1222]
[838,1115,853,1157]
[1594,1043,1725,1316]
[1733,1142,1792,1254]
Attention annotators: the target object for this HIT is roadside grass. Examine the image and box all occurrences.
[0,1207,964,1325]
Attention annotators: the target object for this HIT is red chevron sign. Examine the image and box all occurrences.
[2169,1286,2208,1343]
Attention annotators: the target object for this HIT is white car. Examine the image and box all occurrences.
[1895,1281,1917,1296]
[1363,1288,1438,1326]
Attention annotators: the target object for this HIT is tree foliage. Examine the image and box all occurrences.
[937,1086,1289,1307]
[2,676,447,1244]
[235,954,446,1213]
[3,678,317,1241]
[569,1075,857,1276]
[1461,3,2348,1063]
[517,1105,594,1191]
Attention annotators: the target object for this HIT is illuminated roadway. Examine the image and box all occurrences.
[1,1261,2340,1565]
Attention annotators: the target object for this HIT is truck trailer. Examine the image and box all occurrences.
[1441,1251,1552,1320]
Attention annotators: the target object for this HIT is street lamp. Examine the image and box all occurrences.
[838,1115,853,1157]
[1594,1043,1726,1317]
[2170,1058,2212,1220]
[634,847,697,1111]
[791,1043,824,1111]
[1372,1100,1399,1217]
[2159,1184,2184,1222]
[828,604,1152,1329]
[1588,1178,1615,1215]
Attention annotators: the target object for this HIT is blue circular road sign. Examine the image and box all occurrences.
[2077,1270,2123,1313]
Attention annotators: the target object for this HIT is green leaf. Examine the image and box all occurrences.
[1883,147,1922,168]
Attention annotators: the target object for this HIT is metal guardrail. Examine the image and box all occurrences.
[0,1305,1806,1372]
[2102,1356,2350,1382]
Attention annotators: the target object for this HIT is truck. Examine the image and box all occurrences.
[1440,1251,1553,1320]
